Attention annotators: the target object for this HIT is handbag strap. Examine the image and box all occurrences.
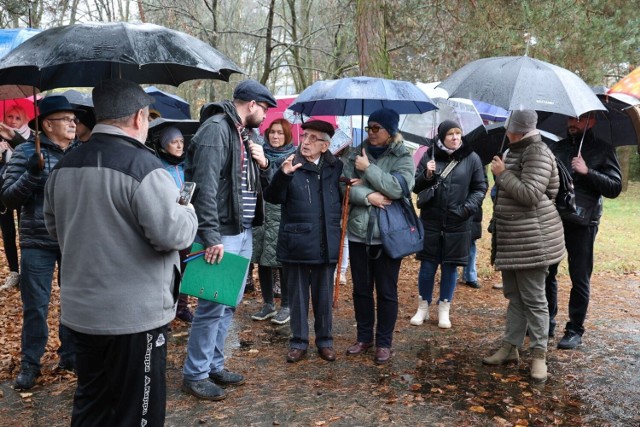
[432,159,459,189]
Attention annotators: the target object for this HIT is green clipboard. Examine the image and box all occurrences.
[180,243,250,307]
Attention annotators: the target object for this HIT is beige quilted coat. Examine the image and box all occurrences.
[493,132,565,270]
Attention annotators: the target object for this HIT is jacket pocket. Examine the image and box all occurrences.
[282,222,315,260]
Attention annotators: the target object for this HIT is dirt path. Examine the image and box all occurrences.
[1,258,639,426]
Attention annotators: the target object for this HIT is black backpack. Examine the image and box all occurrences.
[551,157,577,214]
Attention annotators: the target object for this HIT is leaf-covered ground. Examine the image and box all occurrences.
[1,254,639,426]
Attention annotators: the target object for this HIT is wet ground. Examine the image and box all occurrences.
[1,260,639,426]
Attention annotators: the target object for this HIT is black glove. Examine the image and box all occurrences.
[27,153,43,175]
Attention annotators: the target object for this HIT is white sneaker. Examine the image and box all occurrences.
[0,272,19,291]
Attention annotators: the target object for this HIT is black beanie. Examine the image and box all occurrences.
[437,120,462,143]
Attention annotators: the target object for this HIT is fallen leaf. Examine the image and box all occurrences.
[469,406,486,413]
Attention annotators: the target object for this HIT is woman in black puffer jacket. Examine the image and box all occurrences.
[410,120,487,329]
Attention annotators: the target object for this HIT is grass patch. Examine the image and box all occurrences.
[476,176,640,277]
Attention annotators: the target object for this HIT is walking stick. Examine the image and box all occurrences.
[334,180,351,308]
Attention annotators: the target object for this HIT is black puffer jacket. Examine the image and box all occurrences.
[1,135,78,249]
[413,141,487,265]
[547,130,621,225]
[264,149,343,264]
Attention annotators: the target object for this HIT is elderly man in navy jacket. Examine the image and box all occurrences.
[264,120,343,364]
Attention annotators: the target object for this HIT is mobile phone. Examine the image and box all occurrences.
[178,182,196,206]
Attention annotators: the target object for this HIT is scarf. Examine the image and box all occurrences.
[263,142,296,164]
[436,139,458,155]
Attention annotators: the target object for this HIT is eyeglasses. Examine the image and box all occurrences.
[365,125,383,133]
[301,133,327,143]
[254,102,269,113]
[47,116,79,125]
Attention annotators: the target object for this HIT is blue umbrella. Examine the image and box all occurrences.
[145,86,191,120]
[288,76,437,116]
[0,28,41,59]
[472,100,509,122]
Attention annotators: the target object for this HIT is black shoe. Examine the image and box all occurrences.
[57,358,77,373]
[465,281,481,289]
[557,331,582,349]
[14,367,41,390]
[209,369,245,386]
[182,378,226,401]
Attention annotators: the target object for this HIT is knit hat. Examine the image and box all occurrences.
[301,120,335,138]
[368,108,400,136]
[159,126,183,149]
[92,79,155,121]
[233,80,277,107]
[506,109,538,134]
[437,120,462,143]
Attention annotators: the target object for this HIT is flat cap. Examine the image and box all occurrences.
[233,80,277,107]
[92,79,155,121]
[301,120,335,138]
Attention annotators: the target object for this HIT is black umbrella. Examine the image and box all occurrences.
[466,122,561,165]
[147,118,199,152]
[0,22,242,165]
[537,89,640,149]
[0,22,243,91]
[437,56,606,118]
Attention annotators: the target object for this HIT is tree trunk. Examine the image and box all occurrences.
[259,0,276,85]
[356,0,391,78]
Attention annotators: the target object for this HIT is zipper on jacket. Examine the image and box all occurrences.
[306,178,311,204]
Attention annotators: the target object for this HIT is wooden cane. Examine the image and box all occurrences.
[333,182,351,308]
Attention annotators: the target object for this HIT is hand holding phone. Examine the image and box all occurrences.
[178,182,196,206]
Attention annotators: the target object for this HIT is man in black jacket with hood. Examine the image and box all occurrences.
[182,80,276,400]
[545,113,622,349]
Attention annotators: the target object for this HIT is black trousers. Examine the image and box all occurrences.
[545,221,598,336]
[259,265,288,307]
[0,207,20,272]
[70,325,168,427]
[349,242,402,348]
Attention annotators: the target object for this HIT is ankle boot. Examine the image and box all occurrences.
[482,342,519,365]
[438,300,451,329]
[410,297,429,326]
[530,348,548,382]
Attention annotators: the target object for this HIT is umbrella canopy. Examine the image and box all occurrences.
[609,67,640,99]
[1,95,39,122]
[288,76,437,116]
[147,118,199,152]
[465,122,561,165]
[57,89,93,107]
[145,86,191,120]
[0,28,41,58]
[0,22,243,91]
[537,89,640,149]
[472,100,509,122]
[437,56,606,117]
[258,95,338,145]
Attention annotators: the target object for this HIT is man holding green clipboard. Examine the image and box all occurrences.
[181,80,276,401]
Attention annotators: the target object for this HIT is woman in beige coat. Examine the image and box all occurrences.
[483,109,565,382]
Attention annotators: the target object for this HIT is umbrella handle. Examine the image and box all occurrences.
[32,87,44,170]
[334,183,351,308]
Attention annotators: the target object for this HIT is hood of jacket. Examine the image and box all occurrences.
[199,100,241,126]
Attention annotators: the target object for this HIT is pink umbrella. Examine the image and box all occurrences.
[259,96,337,145]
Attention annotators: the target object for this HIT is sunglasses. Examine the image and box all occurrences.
[365,125,383,133]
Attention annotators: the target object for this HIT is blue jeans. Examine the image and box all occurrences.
[418,259,458,304]
[183,229,252,381]
[20,247,75,369]
[461,240,478,283]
